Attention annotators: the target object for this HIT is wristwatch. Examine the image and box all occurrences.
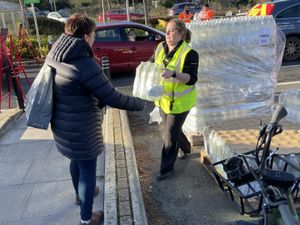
[171,71,176,78]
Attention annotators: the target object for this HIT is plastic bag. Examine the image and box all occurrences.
[133,61,164,101]
[25,63,54,130]
[149,106,162,124]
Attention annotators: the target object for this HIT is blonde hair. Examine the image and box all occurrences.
[168,19,191,43]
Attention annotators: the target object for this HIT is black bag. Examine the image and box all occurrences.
[223,156,254,185]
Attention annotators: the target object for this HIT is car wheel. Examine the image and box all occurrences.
[283,36,300,61]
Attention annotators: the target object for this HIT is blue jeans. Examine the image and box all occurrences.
[70,158,97,221]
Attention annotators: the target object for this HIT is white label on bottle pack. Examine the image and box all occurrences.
[259,28,271,46]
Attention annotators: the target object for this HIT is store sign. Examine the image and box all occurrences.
[24,0,40,4]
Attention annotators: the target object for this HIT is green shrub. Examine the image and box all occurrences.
[160,0,174,8]
[10,35,50,60]
[23,17,64,59]
[28,16,64,35]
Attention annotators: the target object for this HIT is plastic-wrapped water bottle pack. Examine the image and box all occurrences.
[132,61,164,101]
[183,16,286,132]
[279,89,300,124]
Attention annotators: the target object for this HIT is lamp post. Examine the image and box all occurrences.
[101,0,105,22]
[143,0,148,25]
[53,0,56,12]
[24,0,41,51]
[30,3,41,50]
[18,0,30,32]
[126,0,130,21]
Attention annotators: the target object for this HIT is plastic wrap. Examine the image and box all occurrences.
[25,63,54,130]
[132,61,164,101]
[183,16,286,133]
[149,106,162,124]
[279,89,300,124]
[203,126,234,163]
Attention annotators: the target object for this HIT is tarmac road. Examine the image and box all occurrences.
[115,64,300,225]
[114,85,255,225]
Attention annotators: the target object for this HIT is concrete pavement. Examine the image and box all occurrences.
[0,109,147,225]
[0,107,148,225]
[0,111,104,225]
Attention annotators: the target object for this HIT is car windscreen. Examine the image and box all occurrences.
[276,4,300,18]
[95,28,121,42]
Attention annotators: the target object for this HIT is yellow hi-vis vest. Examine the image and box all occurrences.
[155,41,197,114]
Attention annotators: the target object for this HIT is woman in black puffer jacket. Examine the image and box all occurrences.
[46,13,145,225]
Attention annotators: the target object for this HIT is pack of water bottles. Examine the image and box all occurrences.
[279,89,300,124]
[183,16,286,132]
[132,61,164,101]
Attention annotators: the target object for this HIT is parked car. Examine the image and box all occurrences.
[47,12,68,23]
[93,21,165,73]
[26,7,49,17]
[168,2,202,16]
[98,9,144,22]
[248,0,300,61]
[41,10,50,16]
[58,8,71,17]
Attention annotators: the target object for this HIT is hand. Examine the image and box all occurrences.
[161,69,174,79]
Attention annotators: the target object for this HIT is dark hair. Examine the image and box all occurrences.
[204,3,209,7]
[169,19,192,43]
[65,13,96,38]
[184,5,190,10]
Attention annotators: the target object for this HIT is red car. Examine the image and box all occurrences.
[92,21,165,74]
[98,9,144,22]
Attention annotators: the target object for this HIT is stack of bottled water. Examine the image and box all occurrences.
[183,16,286,132]
[279,89,300,124]
[133,61,164,101]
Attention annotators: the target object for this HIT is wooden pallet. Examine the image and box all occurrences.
[186,131,204,147]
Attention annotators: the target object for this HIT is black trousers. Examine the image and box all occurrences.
[159,108,191,174]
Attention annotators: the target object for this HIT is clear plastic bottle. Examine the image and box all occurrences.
[132,62,143,97]
[287,153,300,175]
[139,62,148,99]
[146,64,164,101]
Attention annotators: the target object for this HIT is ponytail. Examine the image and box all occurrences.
[184,29,191,43]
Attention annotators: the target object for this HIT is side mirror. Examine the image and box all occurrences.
[155,35,162,41]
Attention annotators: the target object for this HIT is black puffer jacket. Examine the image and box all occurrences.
[46,33,144,160]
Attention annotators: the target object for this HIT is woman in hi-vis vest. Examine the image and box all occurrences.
[152,19,199,180]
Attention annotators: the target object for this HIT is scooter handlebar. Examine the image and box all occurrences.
[271,105,287,124]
